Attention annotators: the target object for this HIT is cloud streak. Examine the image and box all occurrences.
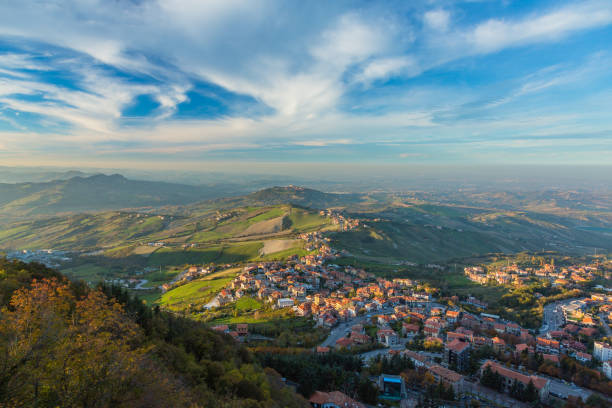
[0,0,611,165]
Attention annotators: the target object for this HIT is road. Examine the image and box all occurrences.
[132,279,149,290]
[359,345,405,362]
[548,379,592,401]
[599,312,612,337]
[319,307,396,348]
[359,347,442,363]
[320,315,369,348]
[539,298,581,334]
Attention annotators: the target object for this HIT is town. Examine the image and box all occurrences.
[182,248,612,407]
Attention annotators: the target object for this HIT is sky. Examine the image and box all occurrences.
[0,0,611,170]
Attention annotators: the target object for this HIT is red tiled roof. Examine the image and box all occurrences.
[481,360,548,390]
[429,365,464,383]
[403,323,420,332]
[515,343,529,353]
[309,391,366,408]
[537,337,560,348]
[575,352,592,360]
[543,354,560,364]
[336,337,353,347]
[446,339,469,353]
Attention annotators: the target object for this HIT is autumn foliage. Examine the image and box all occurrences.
[0,278,187,407]
[0,258,309,408]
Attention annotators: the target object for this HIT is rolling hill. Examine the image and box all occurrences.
[1,182,611,269]
[0,204,332,252]
[0,174,239,218]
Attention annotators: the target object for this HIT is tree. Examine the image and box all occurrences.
[0,279,187,408]
[585,394,609,408]
[356,376,378,404]
[480,366,503,392]
[524,380,539,402]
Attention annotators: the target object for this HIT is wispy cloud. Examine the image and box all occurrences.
[0,0,611,165]
[466,1,612,53]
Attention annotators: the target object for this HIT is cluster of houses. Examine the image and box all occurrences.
[465,262,599,287]
[318,209,360,231]
[298,231,334,256]
[214,255,432,325]
[395,311,555,403]
[210,322,249,341]
[325,296,611,404]
[7,249,71,268]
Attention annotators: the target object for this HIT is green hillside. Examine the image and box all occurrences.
[1,183,611,270]
[0,174,237,218]
[0,204,331,252]
[159,268,241,311]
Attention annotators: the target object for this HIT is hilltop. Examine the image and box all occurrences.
[0,174,239,219]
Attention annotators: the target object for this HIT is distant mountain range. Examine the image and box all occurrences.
[0,174,242,218]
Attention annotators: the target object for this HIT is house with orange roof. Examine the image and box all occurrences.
[445,310,460,323]
[403,350,430,368]
[542,354,560,365]
[515,343,533,356]
[424,325,441,338]
[446,331,469,343]
[428,364,465,393]
[377,329,399,347]
[402,322,420,336]
[574,351,592,363]
[335,337,353,349]
[536,337,560,355]
[491,337,506,353]
[445,339,470,372]
[351,332,371,345]
[479,360,550,402]
[309,390,366,408]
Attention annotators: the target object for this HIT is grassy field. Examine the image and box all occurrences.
[147,242,264,267]
[135,290,162,305]
[235,296,262,311]
[141,266,182,288]
[287,208,330,231]
[61,263,110,282]
[158,267,241,311]
[332,222,510,264]
[209,308,291,325]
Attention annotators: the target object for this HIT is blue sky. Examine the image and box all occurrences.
[0,0,611,170]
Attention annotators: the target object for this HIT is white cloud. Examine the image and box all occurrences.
[311,14,389,67]
[424,9,450,32]
[467,1,612,53]
[356,56,419,84]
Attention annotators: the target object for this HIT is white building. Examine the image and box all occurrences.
[277,298,294,308]
[594,341,612,361]
[603,361,612,380]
